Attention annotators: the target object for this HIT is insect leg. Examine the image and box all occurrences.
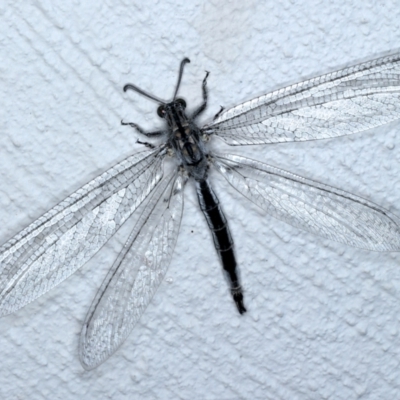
[195,179,246,314]
[136,139,156,149]
[121,120,166,137]
[213,106,225,121]
[190,71,209,120]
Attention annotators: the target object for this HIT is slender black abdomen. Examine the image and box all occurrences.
[195,179,246,314]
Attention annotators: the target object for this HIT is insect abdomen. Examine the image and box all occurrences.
[195,179,246,314]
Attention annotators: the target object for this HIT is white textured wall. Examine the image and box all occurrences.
[1,1,400,399]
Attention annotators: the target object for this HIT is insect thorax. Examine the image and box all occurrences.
[165,103,208,180]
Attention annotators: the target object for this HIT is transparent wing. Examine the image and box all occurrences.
[212,153,400,251]
[79,169,185,370]
[0,146,167,316]
[205,53,400,145]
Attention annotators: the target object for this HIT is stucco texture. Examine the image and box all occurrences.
[1,1,400,399]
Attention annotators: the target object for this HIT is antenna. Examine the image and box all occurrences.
[123,83,166,104]
[172,58,190,100]
[123,58,190,104]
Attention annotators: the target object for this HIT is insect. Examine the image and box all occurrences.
[1,54,400,370]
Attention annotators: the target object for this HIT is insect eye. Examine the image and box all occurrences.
[176,98,186,109]
[157,105,166,118]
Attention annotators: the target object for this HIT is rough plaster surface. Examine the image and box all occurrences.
[1,1,400,399]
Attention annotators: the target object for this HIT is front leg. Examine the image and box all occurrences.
[190,71,209,121]
[213,106,225,121]
[121,120,166,137]
[136,139,156,149]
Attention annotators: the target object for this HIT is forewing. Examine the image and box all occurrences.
[0,147,167,316]
[79,170,185,370]
[205,53,400,145]
[212,154,400,251]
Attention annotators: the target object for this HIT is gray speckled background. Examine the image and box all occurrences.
[1,1,400,399]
